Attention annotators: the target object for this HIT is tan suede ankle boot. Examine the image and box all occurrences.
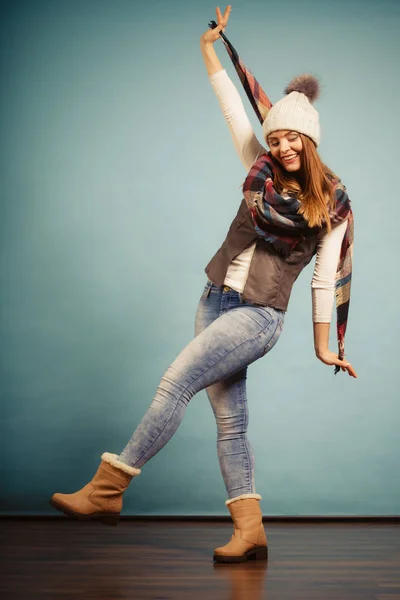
[49,453,140,525]
[213,494,268,563]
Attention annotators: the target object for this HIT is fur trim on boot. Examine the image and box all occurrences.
[226,493,262,506]
[101,453,141,476]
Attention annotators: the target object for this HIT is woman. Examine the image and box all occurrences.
[50,6,357,564]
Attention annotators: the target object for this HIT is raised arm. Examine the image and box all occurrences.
[200,6,228,77]
[200,7,266,170]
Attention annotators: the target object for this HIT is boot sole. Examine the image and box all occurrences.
[49,499,120,526]
[213,545,268,563]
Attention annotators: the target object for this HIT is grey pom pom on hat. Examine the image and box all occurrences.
[284,74,320,103]
[262,74,321,146]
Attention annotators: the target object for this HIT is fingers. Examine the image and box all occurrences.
[340,362,358,378]
[211,10,225,38]
[318,352,358,378]
[223,5,232,21]
[334,355,357,378]
[216,5,231,28]
[347,364,358,378]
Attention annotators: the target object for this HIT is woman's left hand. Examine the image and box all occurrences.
[317,349,358,378]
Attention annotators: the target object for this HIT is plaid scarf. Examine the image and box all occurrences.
[209,21,354,374]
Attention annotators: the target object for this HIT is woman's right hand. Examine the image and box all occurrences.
[200,5,232,45]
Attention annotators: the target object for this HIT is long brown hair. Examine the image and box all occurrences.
[271,134,337,233]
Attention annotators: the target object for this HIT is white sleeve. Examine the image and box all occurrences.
[311,219,348,323]
[209,69,267,171]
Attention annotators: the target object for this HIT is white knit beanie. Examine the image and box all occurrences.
[262,74,321,146]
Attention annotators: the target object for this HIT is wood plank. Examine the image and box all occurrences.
[0,520,399,600]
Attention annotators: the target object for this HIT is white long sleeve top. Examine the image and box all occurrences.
[209,69,347,323]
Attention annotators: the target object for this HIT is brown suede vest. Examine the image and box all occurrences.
[205,199,318,310]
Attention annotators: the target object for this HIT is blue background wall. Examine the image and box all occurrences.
[1,0,399,515]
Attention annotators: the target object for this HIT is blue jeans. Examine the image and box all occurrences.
[118,280,284,498]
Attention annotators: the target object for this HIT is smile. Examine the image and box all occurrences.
[281,154,299,163]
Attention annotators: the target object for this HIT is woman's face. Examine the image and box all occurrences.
[266,130,303,172]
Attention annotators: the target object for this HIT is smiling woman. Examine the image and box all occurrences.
[261,75,339,232]
[267,130,339,232]
[49,4,356,568]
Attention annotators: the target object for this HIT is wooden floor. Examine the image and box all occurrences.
[1,520,400,599]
